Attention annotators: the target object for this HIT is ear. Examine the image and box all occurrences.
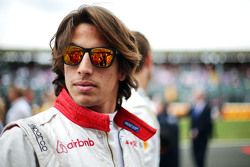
[145,52,153,68]
[118,72,126,81]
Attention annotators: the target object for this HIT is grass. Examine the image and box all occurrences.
[179,118,250,141]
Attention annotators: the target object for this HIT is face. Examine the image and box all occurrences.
[8,87,17,102]
[64,23,124,113]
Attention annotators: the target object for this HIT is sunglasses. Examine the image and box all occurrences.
[63,44,118,68]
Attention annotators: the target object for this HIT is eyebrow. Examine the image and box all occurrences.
[69,42,111,49]
[69,42,118,52]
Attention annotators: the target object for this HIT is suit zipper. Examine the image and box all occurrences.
[118,129,125,166]
[105,132,115,166]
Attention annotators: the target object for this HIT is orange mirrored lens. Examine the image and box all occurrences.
[91,48,114,67]
[64,47,83,65]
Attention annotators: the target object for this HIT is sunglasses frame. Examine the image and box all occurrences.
[63,43,118,68]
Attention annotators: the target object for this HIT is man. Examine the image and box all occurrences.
[122,31,160,167]
[0,5,156,167]
[5,85,32,124]
[189,89,213,167]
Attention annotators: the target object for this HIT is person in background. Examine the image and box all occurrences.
[24,87,35,106]
[123,31,160,167]
[5,85,32,124]
[189,88,213,167]
[0,5,156,167]
[32,89,56,115]
[157,102,179,167]
[0,97,6,133]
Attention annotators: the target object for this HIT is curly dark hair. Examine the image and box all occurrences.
[49,5,140,108]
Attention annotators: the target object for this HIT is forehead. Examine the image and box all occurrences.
[71,23,108,48]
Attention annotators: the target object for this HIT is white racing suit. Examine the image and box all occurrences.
[123,88,160,167]
[0,89,156,167]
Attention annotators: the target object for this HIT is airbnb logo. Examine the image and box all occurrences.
[56,138,95,154]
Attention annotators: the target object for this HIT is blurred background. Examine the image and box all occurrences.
[0,0,250,166]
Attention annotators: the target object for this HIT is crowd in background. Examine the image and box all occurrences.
[0,63,54,105]
[149,63,250,107]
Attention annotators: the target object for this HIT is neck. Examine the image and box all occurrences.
[87,103,116,114]
[134,68,149,91]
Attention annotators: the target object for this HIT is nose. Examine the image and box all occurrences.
[77,53,93,75]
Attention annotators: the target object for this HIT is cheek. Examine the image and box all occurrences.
[64,65,75,75]
[64,66,68,77]
[64,66,72,86]
[99,69,120,87]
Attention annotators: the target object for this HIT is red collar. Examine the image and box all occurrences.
[54,89,156,141]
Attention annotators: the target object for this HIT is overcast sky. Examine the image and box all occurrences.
[0,0,250,51]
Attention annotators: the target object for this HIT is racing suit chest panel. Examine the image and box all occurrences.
[16,108,144,167]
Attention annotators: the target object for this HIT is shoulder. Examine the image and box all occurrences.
[123,92,158,128]
[0,126,37,166]
[2,107,59,139]
[123,90,145,107]
[30,107,59,122]
[1,125,25,139]
[1,107,58,140]
[0,126,28,154]
[124,91,155,113]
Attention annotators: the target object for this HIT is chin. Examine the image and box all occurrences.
[74,97,94,108]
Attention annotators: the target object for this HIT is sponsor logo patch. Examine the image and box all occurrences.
[125,140,138,147]
[29,124,48,152]
[56,138,95,154]
[124,121,140,132]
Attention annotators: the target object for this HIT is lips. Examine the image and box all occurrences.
[73,81,97,92]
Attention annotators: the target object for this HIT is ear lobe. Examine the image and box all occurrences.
[145,53,153,67]
[118,72,126,81]
[119,73,126,81]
